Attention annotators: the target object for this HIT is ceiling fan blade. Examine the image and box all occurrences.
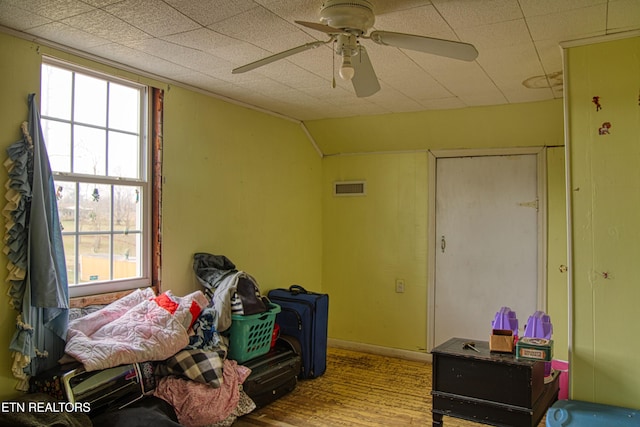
[295,20,343,35]
[232,40,328,74]
[351,46,380,98]
[369,31,478,61]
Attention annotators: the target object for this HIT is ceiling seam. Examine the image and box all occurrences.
[516,1,559,94]
[299,122,324,158]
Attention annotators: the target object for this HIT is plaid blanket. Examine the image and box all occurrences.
[158,348,226,388]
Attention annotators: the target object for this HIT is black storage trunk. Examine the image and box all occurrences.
[242,336,301,408]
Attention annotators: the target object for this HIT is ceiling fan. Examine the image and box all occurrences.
[232,0,478,98]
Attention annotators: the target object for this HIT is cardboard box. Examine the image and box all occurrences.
[516,337,554,361]
[490,329,514,353]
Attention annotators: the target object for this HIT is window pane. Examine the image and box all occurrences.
[78,183,111,233]
[74,74,106,126]
[55,181,76,232]
[113,185,142,232]
[79,234,111,282]
[114,233,140,280]
[109,83,140,133]
[40,60,149,295]
[74,125,106,175]
[42,119,71,173]
[109,131,139,178]
[63,235,76,284]
[41,64,72,120]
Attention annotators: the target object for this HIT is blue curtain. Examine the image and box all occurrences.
[4,94,69,390]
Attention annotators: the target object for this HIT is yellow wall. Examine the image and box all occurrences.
[317,101,568,354]
[0,31,322,399]
[547,146,569,361]
[0,32,41,402]
[565,36,640,407]
[322,152,429,350]
[306,100,564,155]
[0,28,570,402]
[160,86,323,296]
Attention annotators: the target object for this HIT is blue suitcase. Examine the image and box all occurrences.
[267,285,328,378]
[546,399,640,426]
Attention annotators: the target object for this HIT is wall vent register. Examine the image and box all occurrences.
[333,181,366,196]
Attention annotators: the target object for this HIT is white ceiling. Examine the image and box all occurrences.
[1,0,639,121]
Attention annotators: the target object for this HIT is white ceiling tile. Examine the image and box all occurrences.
[252,0,321,24]
[1,0,95,21]
[365,48,453,100]
[526,3,607,42]
[476,42,557,104]
[519,0,606,17]
[551,85,563,99]
[212,6,297,41]
[457,19,532,51]
[373,4,453,36]
[501,85,554,103]
[170,71,230,91]
[478,43,544,80]
[366,84,423,112]
[458,90,510,107]
[286,44,335,77]
[162,28,238,55]
[431,0,523,28]
[88,42,192,78]
[0,3,51,30]
[220,69,273,85]
[607,0,640,33]
[61,9,150,44]
[28,22,111,49]
[251,63,329,90]
[366,46,418,77]
[300,84,362,106]
[105,0,200,37]
[125,39,235,76]
[165,0,257,27]
[81,0,122,7]
[252,31,319,55]
[213,43,274,69]
[409,55,507,105]
[386,73,452,100]
[371,0,436,15]
[533,39,563,76]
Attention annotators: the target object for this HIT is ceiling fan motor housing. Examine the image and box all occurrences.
[320,0,375,34]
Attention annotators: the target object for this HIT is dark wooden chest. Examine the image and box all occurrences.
[431,337,559,427]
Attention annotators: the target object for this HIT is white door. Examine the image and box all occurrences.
[432,154,540,348]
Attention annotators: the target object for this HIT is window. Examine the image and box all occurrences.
[40,58,151,297]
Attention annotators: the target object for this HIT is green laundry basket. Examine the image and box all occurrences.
[227,303,281,363]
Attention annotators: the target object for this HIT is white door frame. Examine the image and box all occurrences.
[427,146,548,352]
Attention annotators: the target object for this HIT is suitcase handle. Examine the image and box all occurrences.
[289,284,308,295]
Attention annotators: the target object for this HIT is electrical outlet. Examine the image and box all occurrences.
[395,279,405,293]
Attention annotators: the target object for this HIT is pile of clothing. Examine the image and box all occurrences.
[58,253,269,426]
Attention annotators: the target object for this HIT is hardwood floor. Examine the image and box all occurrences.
[234,347,548,427]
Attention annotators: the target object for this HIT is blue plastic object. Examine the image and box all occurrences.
[546,400,640,427]
[524,310,553,339]
[491,306,518,336]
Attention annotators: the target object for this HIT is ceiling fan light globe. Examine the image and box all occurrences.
[339,64,355,81]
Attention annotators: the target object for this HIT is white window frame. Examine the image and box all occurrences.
[41,57,152,298]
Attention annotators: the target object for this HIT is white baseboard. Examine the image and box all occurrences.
[328,338,432,363]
